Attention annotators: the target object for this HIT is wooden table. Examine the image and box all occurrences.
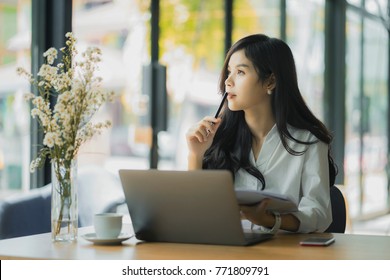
[0,225,389,260]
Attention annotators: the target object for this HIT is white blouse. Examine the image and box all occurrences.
[234,124,332,233]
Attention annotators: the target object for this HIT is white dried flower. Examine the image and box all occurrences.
[43,47,58,65]
[29,158,40,173]
[23,93,35,101]
[31,108,41,118]
[43,132,56,148]
[18,32,113,174]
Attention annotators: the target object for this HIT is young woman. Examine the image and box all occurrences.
[186,34,337,233]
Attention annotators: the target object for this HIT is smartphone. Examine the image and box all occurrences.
[299,237,335,246]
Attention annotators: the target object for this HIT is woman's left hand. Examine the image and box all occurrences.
[240,199,275,228]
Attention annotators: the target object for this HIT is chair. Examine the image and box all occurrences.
[0,184,52,239]
[325,185,347,233]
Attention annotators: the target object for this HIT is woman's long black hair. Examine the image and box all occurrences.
[202,34,337,189]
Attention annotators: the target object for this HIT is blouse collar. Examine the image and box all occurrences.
[250,124,279,168]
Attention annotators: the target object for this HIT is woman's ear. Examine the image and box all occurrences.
[267,73,276,91]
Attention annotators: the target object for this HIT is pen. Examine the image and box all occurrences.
[214,92,228,118]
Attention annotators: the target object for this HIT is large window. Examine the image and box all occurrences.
[160,0,225,169]
[345,5,389,220]
[0,0,31,192]
[72,0,152,174]
[233,0,280,42]
[72,0,226,172]
[286,0,325,120]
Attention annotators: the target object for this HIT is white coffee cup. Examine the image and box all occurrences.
[94,213,123,239]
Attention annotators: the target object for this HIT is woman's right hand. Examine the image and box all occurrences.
[186,116,222,159]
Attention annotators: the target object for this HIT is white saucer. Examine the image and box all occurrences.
[82,232,133,245]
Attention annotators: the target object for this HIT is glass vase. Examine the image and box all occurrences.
[51,159,78,242]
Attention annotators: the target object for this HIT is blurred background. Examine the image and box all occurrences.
[0,0,389,235]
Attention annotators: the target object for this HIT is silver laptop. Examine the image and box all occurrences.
[118,169,273,246]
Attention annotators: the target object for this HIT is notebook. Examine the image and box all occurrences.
[118,169,273,246]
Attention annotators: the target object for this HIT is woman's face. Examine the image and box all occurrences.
[225,49,269,112]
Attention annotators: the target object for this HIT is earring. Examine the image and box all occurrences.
[267,89,272,95]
